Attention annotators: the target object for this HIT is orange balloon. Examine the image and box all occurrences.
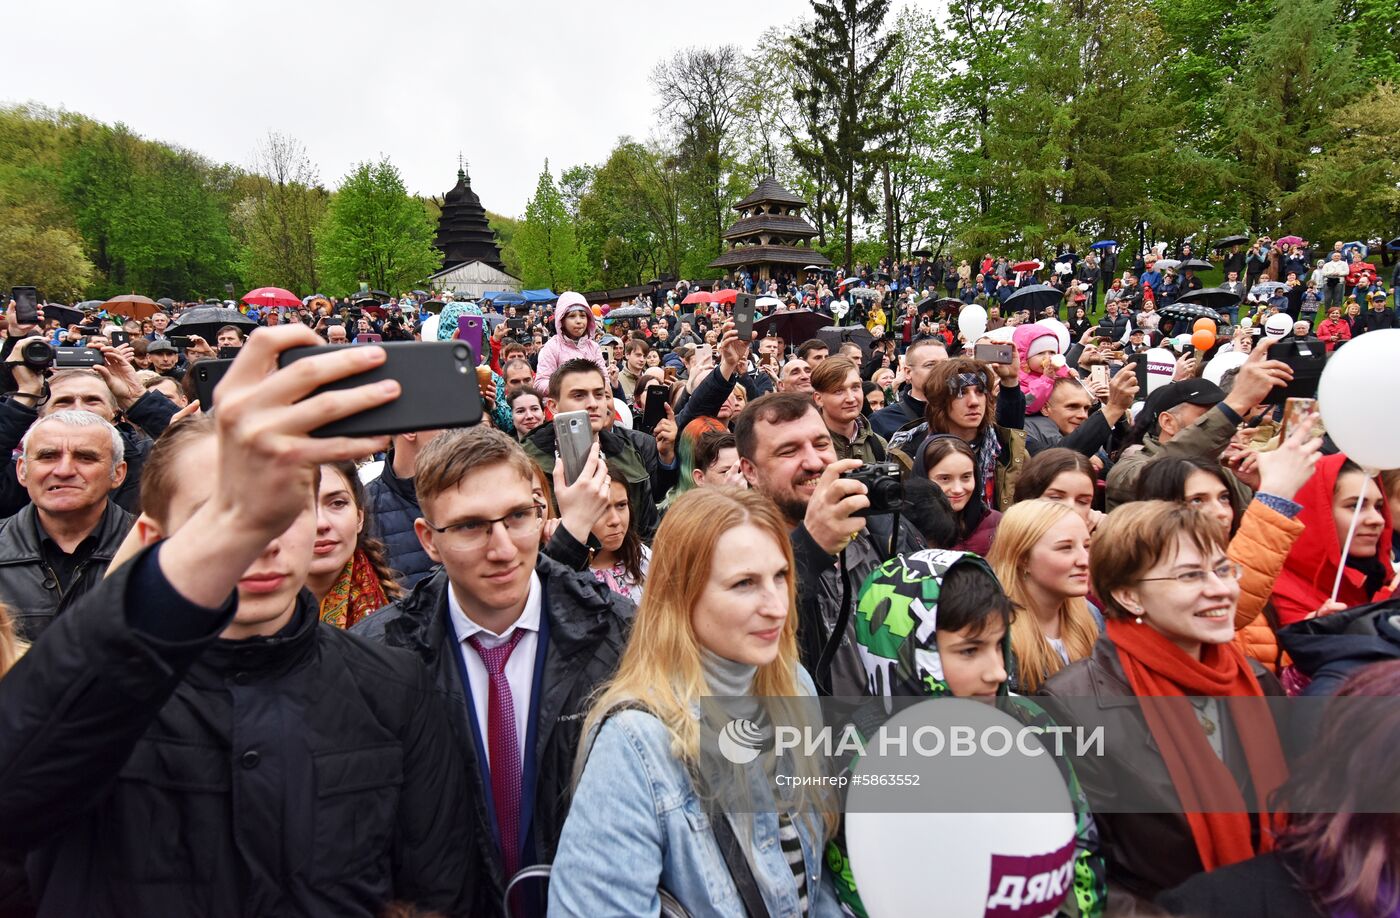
[1193,317,1216,333]
[1191,329,1216,351]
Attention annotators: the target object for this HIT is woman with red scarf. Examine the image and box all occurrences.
[1040,500,1288,901]
[308,460,403,628]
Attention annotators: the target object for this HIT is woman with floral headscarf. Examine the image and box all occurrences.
[438,301,513,431]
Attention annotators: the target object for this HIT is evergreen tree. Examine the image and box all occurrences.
[509,161,587,292]
[790,0,901,269]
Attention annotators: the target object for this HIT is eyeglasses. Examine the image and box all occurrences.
[1139,560,1243,587]
[422,503,546,550]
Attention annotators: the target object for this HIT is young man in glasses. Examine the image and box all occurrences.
[353,425,632,917]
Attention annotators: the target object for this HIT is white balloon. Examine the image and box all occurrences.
[1142,347,1177,398]
[959,305,988,341]
[985,325,1016,345]
[1203,350,1248,386]
[1318,328,1400,470]
[845,700,1077,918]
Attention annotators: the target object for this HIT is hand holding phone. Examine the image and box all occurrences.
[11,287,39,326]
[554,410,596,486]
[278,341,483,437]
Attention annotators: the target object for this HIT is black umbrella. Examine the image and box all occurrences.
[754,309,833,344]
[605,305,652,321]
[1177,287,1243,312]
[911,248,934,258]
[168,306,257,342]
[916,295,964,315]
[1386,237,1400,253]
[1180,258,1215,273]
[1004,284,1064,314]
[1211,234,1249,250]
[816,324,874,357]
[1159,302,1228,325]
[46,304,85,327]
[420,300,446,314]
[156,297,175,309]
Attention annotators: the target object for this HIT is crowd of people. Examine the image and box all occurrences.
[0,231,1397,918]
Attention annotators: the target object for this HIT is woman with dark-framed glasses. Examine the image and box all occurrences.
[1039,500,1289,905]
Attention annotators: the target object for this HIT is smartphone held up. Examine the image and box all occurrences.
[276,340,484,438]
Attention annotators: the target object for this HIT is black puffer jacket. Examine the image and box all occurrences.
[0,500,134,641]
[352,555,633,917]
[364,452,436,588]
[0,547,473,917]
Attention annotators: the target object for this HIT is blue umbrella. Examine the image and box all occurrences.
[484,290,527,305]
[1090,240,1118,250]
[1250,281,1288,298]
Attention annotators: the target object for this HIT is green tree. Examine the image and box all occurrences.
[232,132,327,292]
[652,46,745,267]
[509,161,587,291]
[1220,0,1357,229]
[61,122,237,298]
[1287,82,1400,240]
[316,158,441,294]
[790,0,901,269]
[0,223,93,301]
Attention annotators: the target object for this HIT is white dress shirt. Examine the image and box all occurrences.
[448,571,542,770]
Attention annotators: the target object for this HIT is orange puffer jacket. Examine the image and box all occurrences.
[1230,499,1305,673]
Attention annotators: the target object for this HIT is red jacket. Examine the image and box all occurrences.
[1269,453,1394,626]
[1315,317,1351,351]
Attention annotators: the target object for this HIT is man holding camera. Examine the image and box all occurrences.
[736,392,921,696]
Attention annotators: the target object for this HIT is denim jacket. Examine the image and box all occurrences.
[548,697,842,917]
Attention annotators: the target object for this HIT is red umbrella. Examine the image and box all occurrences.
[242,286,302,310]
[1012,260,1042,273]
[711,288,738,305]
[681,290,713,305]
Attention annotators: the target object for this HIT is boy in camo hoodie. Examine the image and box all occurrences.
[827,549,1107,917]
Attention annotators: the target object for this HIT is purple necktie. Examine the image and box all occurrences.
[466,629,527,878]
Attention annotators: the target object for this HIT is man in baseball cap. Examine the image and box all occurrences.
[1106,336,1294,509]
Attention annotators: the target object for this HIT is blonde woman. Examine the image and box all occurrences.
[987,499,1101,692]
[549,488,840,916]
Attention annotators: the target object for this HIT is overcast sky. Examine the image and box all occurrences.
[4,0,941,217]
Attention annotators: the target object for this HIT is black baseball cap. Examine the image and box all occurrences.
[1133,379,1225,439]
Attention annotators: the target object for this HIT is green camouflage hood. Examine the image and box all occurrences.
[854,548,1008,699]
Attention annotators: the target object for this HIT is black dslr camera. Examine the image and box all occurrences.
[841,462,904,516]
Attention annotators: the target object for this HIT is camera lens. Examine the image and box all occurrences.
[871,477,903,506]
[453,344,470,362]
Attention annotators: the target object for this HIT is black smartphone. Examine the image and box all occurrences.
[507,317,527,332]
[640,383,669,433]
[217,346,241,360]
[168,335,193,349]
[11,286,39,325]
[109,331,131,347]
[973,343,1015,364]
[75,325,101,337]
[1263,338,1328,405]
[278,341,483,438]
[193,358,235,410]
[54,347,102,369]
[733,293,757,341]
[1129,351,1149,392]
